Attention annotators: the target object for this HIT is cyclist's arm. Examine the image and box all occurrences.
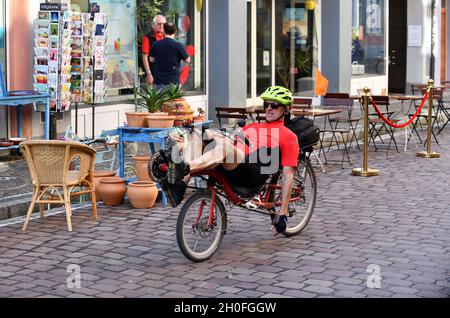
[279,166,295,215]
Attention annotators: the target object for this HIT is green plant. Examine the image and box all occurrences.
[165,83,186,100]
[133,86,170,113]
[197,107,205,116]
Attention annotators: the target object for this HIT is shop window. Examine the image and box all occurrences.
[71,0,206,102]
[352,0,386,77]
[136,0,206,95]
[275,0,317,97]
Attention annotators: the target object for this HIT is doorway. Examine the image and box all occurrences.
[247,0,273,104]
[388,0,407,93]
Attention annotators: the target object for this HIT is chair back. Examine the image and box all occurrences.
[421,87,444,101]
[0,63,7,97]
[215,107,249,127]
[21,141,96,186]
[323,93,353,118]
[292,98,312,111]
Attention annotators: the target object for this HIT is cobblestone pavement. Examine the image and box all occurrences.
[0,128,449,298]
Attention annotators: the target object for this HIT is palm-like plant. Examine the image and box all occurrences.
[135,86,170,113]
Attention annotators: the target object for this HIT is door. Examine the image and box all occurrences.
[247,0,273,104]
[388,0,407,93]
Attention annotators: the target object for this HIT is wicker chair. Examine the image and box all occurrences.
[21,140,98,232]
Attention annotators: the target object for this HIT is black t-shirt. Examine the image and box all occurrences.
[150,38,189,85]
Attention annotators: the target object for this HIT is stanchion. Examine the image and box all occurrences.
[417,80,440,158]
[352,87,380,177]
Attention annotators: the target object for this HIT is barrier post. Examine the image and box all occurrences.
[417,79,441,158]
[352,87,380,177]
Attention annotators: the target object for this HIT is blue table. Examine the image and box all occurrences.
[0,93,51,143]
[0,63,51,143]
[117,121,213,208]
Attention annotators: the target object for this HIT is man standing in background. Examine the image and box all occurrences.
[150,22,191,91]
[142,15,166,85]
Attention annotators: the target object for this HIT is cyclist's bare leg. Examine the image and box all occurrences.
[169,129,245,179]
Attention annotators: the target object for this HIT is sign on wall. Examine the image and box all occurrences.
[408,25,422,47]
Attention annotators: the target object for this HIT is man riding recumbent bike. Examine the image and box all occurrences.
[148,86,319,262]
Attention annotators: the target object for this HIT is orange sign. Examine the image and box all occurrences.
[314,70,329,96]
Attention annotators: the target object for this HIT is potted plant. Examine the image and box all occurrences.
[126,84,149,127]
[194,107,206,123]
[129,86,176,128]
[161,83,189,114]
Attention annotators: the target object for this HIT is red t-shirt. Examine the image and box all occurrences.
[142,31,165,54]
[242,119,300,167]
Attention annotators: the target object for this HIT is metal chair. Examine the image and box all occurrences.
[368,95,400,153]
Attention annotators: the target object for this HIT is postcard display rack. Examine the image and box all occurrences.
[34,8,108,137]
[72,12,108,136]
[34,9,73,112]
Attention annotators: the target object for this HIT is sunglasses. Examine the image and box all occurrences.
[263,101,283,110]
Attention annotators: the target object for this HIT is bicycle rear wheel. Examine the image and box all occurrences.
[176,192,227,262]
[273,158,316,236]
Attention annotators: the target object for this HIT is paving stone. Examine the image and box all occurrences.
[1,128,450,298]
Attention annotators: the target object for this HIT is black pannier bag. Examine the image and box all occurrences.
[286,116,320,150]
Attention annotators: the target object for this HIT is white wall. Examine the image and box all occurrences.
[406,0,432,89]
[447,0,450,80]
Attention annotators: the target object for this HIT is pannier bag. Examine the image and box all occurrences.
[287,116,320,149]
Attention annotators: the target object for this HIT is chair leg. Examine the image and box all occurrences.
[39,203,45,218]
[91,187,98,221]
[63,187,73,232]
[312,149,326,173]
[22,187,39,231]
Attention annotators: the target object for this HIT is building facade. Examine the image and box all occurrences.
[0,0,447,140]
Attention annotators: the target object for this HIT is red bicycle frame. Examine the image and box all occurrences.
[190,169,303,225]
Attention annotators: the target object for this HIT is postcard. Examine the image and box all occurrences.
[49,49,58,62]
[35,19,50,28]
[50,24,59,36]
[34,74,48,84]
[94,24,105,36]
[35,28,49,39]
[50,12,59,23]
[34,65,49,75]
[38,11,50,20]
[34,47,49,57]
[34,83,49,94]
[35,38,49,48]
[35,57,48,66]
[49,36,59,49]
[48,74,58,87]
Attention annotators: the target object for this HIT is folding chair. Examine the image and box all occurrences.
[323,93,361,150]
[409,88,444,145]
[368,95,400,153]
[291,98,325,172]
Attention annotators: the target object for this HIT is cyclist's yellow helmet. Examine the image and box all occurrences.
[260,86,293,107]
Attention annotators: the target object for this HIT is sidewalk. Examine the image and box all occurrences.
[0,127,449,298]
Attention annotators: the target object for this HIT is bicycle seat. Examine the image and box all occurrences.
[229,183,264,199]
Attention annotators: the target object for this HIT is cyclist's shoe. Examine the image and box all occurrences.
[161,180,187,208]
[272,215,287,236]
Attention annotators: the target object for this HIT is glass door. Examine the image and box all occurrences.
[247,0,273,104]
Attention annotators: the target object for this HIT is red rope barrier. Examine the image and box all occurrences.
[370,91,429,129]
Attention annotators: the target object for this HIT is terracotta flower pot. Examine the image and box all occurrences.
[193,115,205,123]
[146,115,176,128]
[162,98,190,114]
[93,170,117,200]
[133,156,151,181]
[126,112,148,127]
[97,177,127,206]
[127,181,158,209]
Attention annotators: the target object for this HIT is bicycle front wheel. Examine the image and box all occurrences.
[176,192,227,262]
[273,158,317,236]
